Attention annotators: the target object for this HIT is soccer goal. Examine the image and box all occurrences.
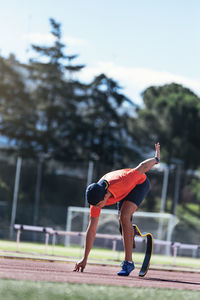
[66,206,179,251]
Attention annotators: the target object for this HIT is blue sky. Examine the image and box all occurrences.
[0,0,199,104]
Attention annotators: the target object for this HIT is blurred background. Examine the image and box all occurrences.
[0,0,200,247]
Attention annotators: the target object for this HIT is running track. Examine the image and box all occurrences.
[0,258,200,290]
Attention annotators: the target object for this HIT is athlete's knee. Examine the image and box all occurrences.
[119,211,132,224]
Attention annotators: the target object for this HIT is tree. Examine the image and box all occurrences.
[0,54,38,157]
[26,18,87,161]
[1,19,140,167]
[190,174,200,215]
[80,73,139,167]
[134,83,200,169]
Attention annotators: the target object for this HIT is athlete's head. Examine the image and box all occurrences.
[86,180,109,205]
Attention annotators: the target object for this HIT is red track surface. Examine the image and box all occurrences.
[0,257,200,290]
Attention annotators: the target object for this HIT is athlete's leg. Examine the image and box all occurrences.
[117,178,150,275]
[119,201,138,262]
[118,178,150,245]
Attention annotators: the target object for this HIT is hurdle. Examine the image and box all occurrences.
[51,230,123,257]
[14,224,54,253]
[13,224,200,260]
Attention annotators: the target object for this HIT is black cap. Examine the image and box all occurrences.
[86,180,109,205]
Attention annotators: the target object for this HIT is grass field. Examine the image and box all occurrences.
[1,280,200,300]
[0,240,200,270]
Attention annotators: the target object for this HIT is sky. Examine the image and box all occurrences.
[0,0,200,105]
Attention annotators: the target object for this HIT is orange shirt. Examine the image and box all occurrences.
[90,168,146,217]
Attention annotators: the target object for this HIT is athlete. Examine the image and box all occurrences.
[74,143,160,276]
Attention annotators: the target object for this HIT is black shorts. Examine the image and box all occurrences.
[117,177,150,212]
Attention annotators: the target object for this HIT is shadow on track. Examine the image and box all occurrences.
[143,277,200,286]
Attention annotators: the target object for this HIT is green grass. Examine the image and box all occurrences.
[185,203,199,212]
[0,280,200,300]
[1,240,200,270]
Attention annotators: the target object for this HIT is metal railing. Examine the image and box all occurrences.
[13,224,200,259]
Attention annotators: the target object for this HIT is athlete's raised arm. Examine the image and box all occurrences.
[135,143,160,174]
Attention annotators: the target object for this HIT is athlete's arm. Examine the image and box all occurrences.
[73,216,99,272]
[136,143,160,174]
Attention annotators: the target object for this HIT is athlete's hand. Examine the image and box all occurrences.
[73,258,87,272]
[155,142,160,161]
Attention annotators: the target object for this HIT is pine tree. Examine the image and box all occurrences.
[27,18,86,161]
[80,73,138,166]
